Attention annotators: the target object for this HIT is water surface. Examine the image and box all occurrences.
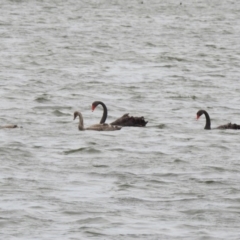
[1,0,240,239]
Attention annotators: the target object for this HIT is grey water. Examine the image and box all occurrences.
[1,0,240,239]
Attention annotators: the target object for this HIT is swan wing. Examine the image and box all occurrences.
[217,122,240,130]
[86,124,121,131]
[110,113,148,127]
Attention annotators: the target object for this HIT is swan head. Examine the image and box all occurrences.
[73,111,79,120]
[91,101,98,111]
[196,110,204,120]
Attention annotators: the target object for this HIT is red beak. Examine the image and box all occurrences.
[92,105,95,112]
[196,115,200,120]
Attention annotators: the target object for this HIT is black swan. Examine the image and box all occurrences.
[0,125,18,129]
[196,110,240,130]
[74,111,121,131]
[91,101,148,127]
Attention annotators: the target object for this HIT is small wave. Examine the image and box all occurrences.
[145,42,156,47]
[156,124,167,129]
[148,179,170,184]
[207,166,226,172]
[52,110,69,116]
[131,95,144,99]
[205,44,217,48]
[169,95,197,100]
[34,97,50,103]
[162,64,175,68]
[208,74,225,78]
[192,178,227,186]
[92,164,109,168]
[64,147,101,154]
[174,158,187,163]
[76,217,109,224]
[166,56,187,62]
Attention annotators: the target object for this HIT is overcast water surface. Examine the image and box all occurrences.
[1,0,240,239]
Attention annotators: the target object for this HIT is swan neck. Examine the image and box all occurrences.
[77,112,85,130]
[204,111,211,130]
[99,102,108,124]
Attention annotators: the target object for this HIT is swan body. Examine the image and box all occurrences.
[91,101,148,127]
[0,125,18,129]
[74,111,121,131]
[110,113,147,127]
[196,110,240,130]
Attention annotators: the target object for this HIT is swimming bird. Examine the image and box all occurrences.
[0,125,18,129]
[74,111,121,131]
[91,101,148,127]
[196,110,240,130]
